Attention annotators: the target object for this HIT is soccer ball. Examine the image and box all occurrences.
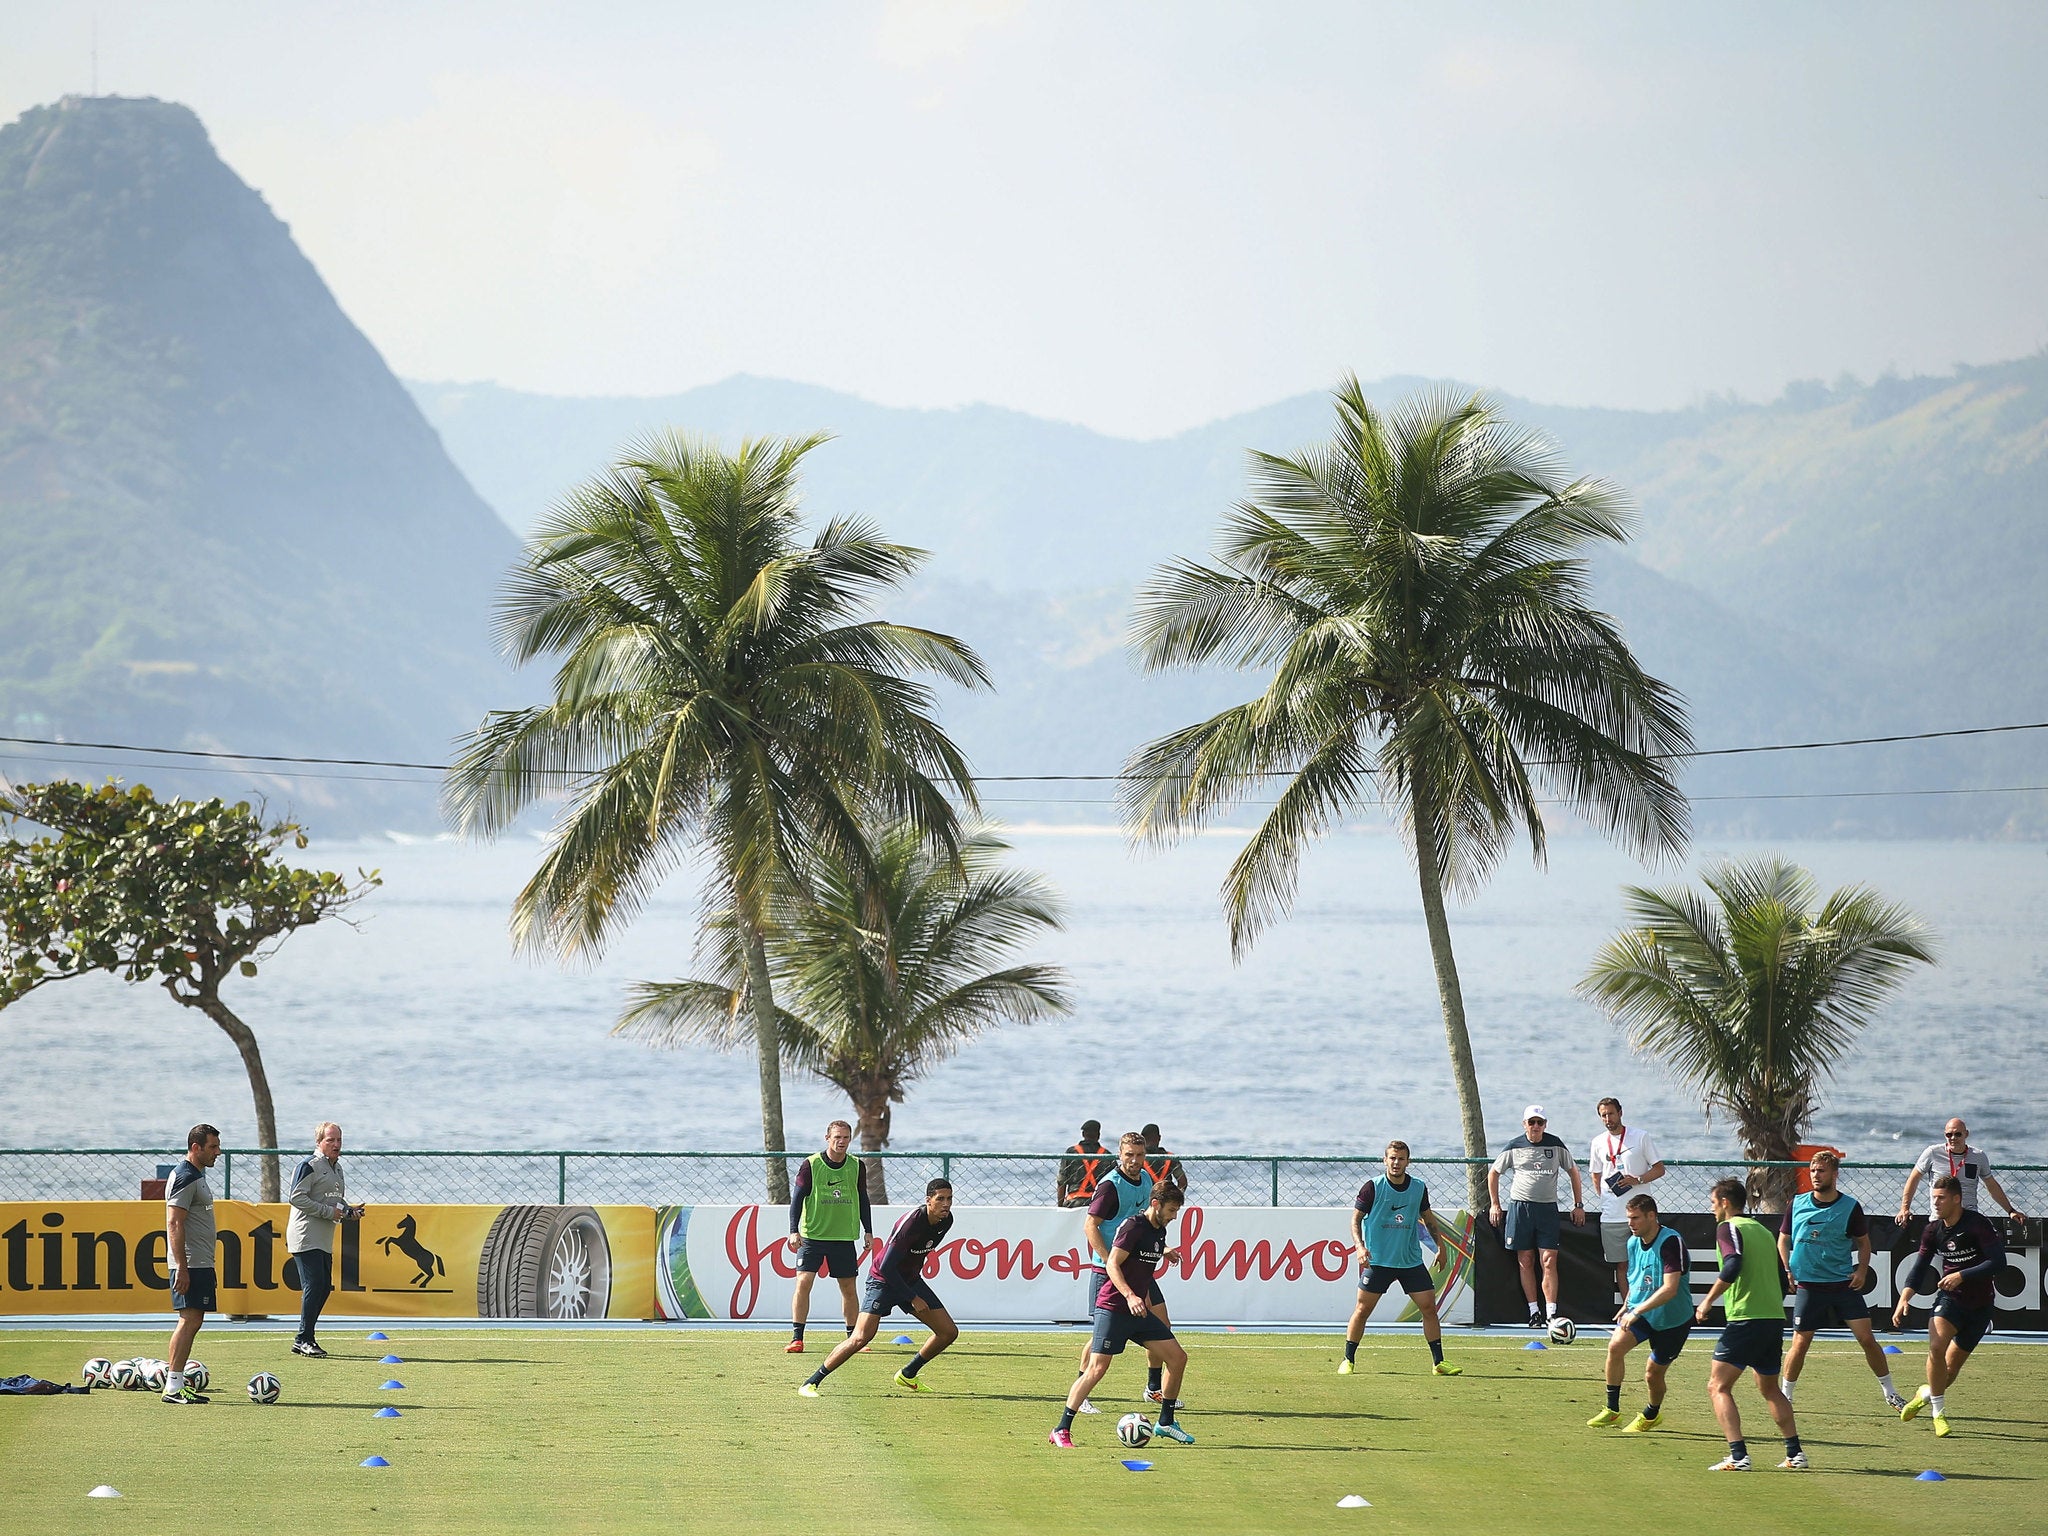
[1117,1412,1155,1448]
[1547,1316,1578,1345]
[185,1360,209,1392]
[82,1357,113,1388]
[249,1372,282,1405]
[141,1359,169,1390]
[110,1360,143,1391]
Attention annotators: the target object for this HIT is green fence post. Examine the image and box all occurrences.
[1271,1159,1280,1208]
[942,1155,952,1182]
[222,1150,232,1200]
[557,1153,567,1204]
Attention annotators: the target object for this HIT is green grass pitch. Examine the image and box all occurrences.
[3,1328,2042,1533]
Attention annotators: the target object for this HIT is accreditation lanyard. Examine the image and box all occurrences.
[1604,1130,1628,1174]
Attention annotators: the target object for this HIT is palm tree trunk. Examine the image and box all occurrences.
[1413,833,1489,1212]
[740,922,790,1204]
[853,1089,893,1206]
[192,990,281,1201]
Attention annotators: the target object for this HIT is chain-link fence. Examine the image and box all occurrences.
[3,1146,2042,1214]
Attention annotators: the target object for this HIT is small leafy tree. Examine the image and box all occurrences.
[0,781,379,1200]
[1578,856,1936,1209]
[616,824,1069,1203]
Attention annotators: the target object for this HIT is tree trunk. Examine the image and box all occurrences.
[740,922,790,1204]
[1412,827,1489,1212]
[193,990,281,1201]
[852,1088,893,1207]
[1740,1116,1801,1215]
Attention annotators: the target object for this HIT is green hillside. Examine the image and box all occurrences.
[0,96,519,828]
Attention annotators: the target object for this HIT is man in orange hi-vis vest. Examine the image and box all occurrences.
[1057,1121,1107,1208]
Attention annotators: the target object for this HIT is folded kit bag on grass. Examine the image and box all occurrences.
[0,1375,89,1395]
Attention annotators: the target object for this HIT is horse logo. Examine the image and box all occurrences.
[376,1214,447,1288]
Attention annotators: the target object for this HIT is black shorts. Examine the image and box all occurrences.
[1361,1263,1436,1297]
[1089,1304,1175,1357]
[862,1272,943,1319]
[171,1267,217,1314]
[1932,1294,1995,1353]
[1503,1199,1561,1252]
[1626,1315,1692,1363]
[796,1238,861,1278]
[1791,1285,1870,1332]
[1712,1318,1785,1376]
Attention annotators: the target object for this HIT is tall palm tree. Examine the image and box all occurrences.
[615,824,1070,1204]
[444,433,987,1201]
[1124,382,1691,1206]
[1579,856,1936,1209]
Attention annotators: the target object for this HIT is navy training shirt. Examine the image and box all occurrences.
[1096,1213,1170,1314]
[880,1206,954,1285]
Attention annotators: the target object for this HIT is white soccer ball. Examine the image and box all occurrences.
[248,1372,282,1405]
[185,1360,209,1392]
[140,1359,169,1390]
[82,1357,114,1388]
[1117,1411,1155,1448]
[1547,1316,1578,1345]
[110,1360,144,1391]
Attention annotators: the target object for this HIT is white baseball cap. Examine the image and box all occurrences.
[1522,1105,1548,1122]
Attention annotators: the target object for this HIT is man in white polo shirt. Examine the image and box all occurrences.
[1588,1097,1666,1304]
[1897,1119,2027,1228]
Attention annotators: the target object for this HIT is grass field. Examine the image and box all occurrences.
[2,1326,2043,1533]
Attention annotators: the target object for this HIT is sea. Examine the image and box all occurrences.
[5,830,2044,1167]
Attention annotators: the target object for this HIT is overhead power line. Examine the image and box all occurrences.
[1,718,2046,785]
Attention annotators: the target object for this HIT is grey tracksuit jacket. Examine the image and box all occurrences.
[285,1155,350,1254]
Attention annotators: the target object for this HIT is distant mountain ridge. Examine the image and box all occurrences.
[0,96,520,826]
[411,363,2048,836]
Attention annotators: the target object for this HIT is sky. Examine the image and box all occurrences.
[4,1,2046,438]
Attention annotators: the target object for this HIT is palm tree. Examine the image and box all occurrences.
[1124,382,1691,1206]
[1578,856,1936,1209]
[443,433,987,1201]
[615,824,1070,1204]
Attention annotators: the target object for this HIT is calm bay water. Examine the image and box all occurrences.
[5,832,2044,1165]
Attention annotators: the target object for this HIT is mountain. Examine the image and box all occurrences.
[413,370,2046,835]
[0,96,519,828]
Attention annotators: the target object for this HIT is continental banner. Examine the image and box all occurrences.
[654,1204,1478,1326]
[0,1202,654,1319]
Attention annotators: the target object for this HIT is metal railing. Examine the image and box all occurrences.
[2,1146,2042,1214]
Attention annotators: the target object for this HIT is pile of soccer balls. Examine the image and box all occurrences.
[82,1356,280,1402]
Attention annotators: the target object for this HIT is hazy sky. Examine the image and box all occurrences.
[5,1,2046,436]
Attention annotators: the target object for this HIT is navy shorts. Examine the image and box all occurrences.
[171,1267,217,1314]
[1503,1199,1561,1251]
[1932,1294,1994,1353]
[1089,1304,1175,1356]
[862,1271,944,1319]
[797,1238,861,1278]
[1712,1318,1785,1375]
[1791,1285,1870,1332]
[1626,1315,1692,1363]
[1361,1263,1436,1297]
[1084,1266,1107,1317]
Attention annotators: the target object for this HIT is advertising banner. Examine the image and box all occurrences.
[1469,1212,2048,1332]
[655,1204,1479,1326]
[0,1202,654,1319]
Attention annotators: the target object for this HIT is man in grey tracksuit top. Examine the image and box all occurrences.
[287,1121,360,1356]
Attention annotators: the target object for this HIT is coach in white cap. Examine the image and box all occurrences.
[1588,1096,1666,1303]
[1488,1105,1584,1327]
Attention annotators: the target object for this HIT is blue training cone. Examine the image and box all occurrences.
[367,1331,389,1340]
[1120,1460,1153,1472]
[374,1407,401,1418]
[379,1380,405,1390]
[1884,1344,1904,1354]
[380,1355,403,1364]
[1524,1340,1547,1350]
[892,1334,914,1346]
[1916,1470,1946,1482]
[360,1457,391,1468]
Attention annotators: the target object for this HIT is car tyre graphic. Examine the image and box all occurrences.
[478,1206,612,1319]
